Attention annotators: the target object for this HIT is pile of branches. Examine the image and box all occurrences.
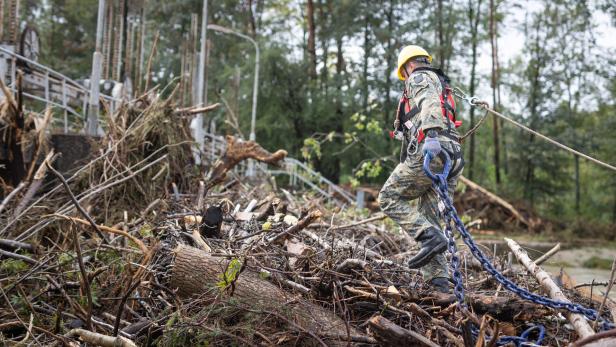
[0,92,615,346]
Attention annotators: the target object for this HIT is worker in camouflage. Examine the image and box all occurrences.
[379,45,464,293]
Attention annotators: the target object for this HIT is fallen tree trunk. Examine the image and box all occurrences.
[459,176,529,228]
[505,237,595,339]
[167,244,360,345]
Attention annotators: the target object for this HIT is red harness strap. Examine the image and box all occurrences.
[398,73,462,143]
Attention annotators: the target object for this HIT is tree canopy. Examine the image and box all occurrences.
[23,0,616,230]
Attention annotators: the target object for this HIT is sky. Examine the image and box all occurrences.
[470,1,616,112]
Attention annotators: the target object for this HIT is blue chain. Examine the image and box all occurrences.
[422,152,615,345]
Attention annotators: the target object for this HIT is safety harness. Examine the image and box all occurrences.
[395,67,464,177]
[396,67,462,142]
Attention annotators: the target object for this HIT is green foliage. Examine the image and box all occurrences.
[10,294,26,313]
[0,259,29,274]
[78,282,99,306]
[139,224,153,238]
[355,160,382,179]
[216,258,242,290]
[582,257,614,270]
[58,251,76,265]
[301,137,321,161]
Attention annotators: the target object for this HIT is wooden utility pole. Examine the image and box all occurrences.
[489,0,501,185]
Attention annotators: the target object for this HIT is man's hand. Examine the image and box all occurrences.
[422,136,441,157]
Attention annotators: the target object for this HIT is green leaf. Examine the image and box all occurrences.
[216,258,243,290]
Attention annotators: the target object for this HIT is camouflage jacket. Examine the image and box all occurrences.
[404,69,459,142]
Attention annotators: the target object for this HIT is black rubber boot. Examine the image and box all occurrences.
[407,227,447,269]
[430,277,451,293]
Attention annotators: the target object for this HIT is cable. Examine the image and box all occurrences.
[453,88,616,172]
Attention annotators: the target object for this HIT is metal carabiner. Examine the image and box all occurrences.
[467,96,479,106]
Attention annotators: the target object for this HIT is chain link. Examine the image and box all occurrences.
[423,153,615,345]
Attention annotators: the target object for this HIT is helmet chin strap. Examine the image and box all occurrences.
[403,67,413,96]
[403,64,411,80]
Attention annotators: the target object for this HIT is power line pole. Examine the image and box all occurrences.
[207,24,260,176]
[87,0,106,135]
[190,0,208,164]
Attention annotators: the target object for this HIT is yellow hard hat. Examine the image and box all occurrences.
[397,45,432,80]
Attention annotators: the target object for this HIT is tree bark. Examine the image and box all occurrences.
[369,315,439,347]
[575,155,580,214]
[489,0,501,185]
[435,0,445,68]
[168,244,359,345]
[317,0,329,94]
[383,0,395,125]
[362,10,370,114]
[306,0,317,80]
[612,183,616,224]
[467,0,482,181]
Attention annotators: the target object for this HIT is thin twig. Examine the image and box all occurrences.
[594,257,616,329]
[0,181,26,214]
[534,243,561,266]
[143,31,159,93]
[69,223,93,331]
[330,214,386,231]
[54,215,148,254]
[114,280,142,336]
[0,248,38,264]
[45,158,110,243]
[0,285,42,346]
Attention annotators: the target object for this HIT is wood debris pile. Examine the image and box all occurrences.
[0,92,614,346]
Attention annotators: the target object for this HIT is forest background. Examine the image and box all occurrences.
[22,0,616,235]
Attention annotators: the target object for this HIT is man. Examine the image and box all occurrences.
[378,45,464,293]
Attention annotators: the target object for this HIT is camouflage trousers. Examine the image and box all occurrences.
[378,143,462,281]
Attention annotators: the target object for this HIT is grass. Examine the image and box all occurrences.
[582,256,614,270]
